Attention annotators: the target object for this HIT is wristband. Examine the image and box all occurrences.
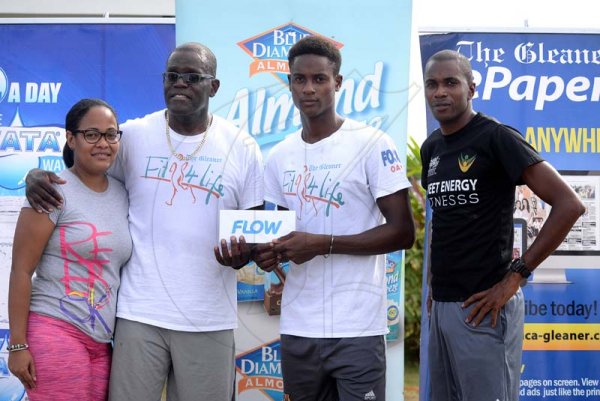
[323,235,334,259]
[8,343,29,352]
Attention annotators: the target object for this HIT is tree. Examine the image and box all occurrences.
[404,136,426,361]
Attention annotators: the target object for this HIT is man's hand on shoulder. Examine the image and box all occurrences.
[462,272,522,328]
[25,168,65,213]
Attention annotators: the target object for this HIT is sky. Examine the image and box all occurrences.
[414,0,600,31]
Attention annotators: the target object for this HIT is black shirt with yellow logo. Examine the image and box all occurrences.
[421,113,543,301]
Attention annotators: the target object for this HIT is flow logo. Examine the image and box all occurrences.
[232,219,282,236]
[381,148,404,173]
[220,210,295,243]
[237,22,343,83]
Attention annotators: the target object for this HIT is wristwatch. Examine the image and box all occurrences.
[509,258,531,278]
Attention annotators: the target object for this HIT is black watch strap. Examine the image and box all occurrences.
[509,258,531,278]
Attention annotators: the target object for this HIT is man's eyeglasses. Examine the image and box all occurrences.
[72,129,122,144]
[162,72,215,84]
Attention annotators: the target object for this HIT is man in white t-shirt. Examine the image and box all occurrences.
[254,36,415,401]
[26,43,263,401]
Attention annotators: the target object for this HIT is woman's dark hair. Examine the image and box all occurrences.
[63,98,118,168]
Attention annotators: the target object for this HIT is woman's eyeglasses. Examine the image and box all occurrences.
[72,129,122,144]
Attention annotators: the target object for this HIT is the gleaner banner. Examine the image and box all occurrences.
[420,32,600,401]
[420,32,600,170]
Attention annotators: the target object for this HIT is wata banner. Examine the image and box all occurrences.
[177,1,414,400]
[0,20,175,401]
[419,32,600,401]
[0,22,174,197]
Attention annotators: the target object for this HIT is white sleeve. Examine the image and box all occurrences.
[263,148,287,208]
[47,184,66,224]
[238,136,264,210]
[20,187,62,225]
[366,133,411,200]
[107,123,131,184]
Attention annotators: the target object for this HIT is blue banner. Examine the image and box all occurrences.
[0,22,174,196]
[419,32,600,401]
[0,21,175,401]
[420,32,600,171]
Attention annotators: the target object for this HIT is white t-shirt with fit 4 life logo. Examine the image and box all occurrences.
[110,110,263,332]
[264,118,410,338]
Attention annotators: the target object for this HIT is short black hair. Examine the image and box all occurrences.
[426,49,474,84]
[288,36,342,75]
[63,98,118,168]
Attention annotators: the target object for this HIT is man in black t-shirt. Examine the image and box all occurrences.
[421,49,585,401]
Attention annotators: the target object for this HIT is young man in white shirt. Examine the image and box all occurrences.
[255,36,415,401]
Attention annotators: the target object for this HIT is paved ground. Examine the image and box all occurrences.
[404,385,419,401]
